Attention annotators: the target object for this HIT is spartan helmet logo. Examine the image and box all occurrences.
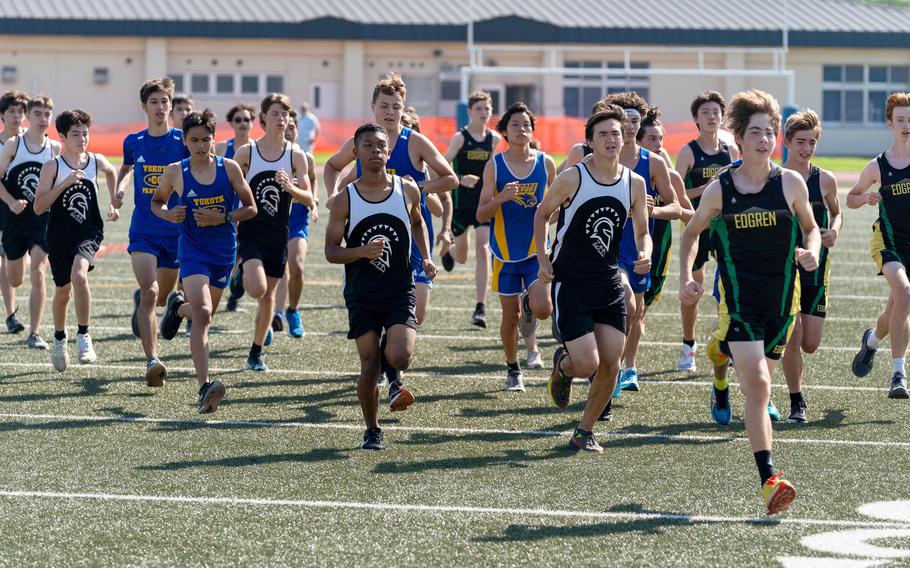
[258,184,281,217]
[18,167,40,202]
[66,189,89,223]
[368,235,393,273]
[586,206,620,258]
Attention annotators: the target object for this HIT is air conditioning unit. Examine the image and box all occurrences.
[2,66,16,83]
[93,67,109,84]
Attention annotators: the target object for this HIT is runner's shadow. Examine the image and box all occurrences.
[220,386,353,407]
[473,503,780,542]
[373,447,571,474]
[602,421,735,449]
[775,408,894,431]
[136,447,352,471]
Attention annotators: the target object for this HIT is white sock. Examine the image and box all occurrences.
[867,331,881,349]
[893,357,905,375]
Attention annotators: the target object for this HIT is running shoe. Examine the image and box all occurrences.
[130,287,141,338]
[246,352,268,372]
[389,380,415,412]
[51,335,69,372]
[851,328,878,378]
[160,290,185,340]
[441,251,454,272]
[710,386,732,425]
[620,368,640,392]
[471,303,487,328]
[888,372,909,399]
[762,473,797,515]
[184,319,193,339]
[76,333,97,364]
[548,347,572,409]
[598,399,613,422]
[551,318,563,344]
[526,350,543,370]
[146,357,167,387]
[568,428,603,453]
[225,294,244,313]
[518,290,538,339]
[767,400,781,421]
[677,342,696,372]
[264,327,274,346]
[271,311,284,332]
[6,309,24,334]
[26,332,48,350]
[361,427,385,450]
[197,380,226,414]
[787,400,808,423]
[287,308,304,338]
[612,369,623,399]
[506,367,525,392]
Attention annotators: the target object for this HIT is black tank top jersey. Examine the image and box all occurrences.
[453,128,494,188]
[685,140,733,208]
[875,153,910,254]
[582,142,593,157]
[800,166,829,285]
[343,177,413,305]
[550,163,631,283]
[710,166,799,317]
[2,135,53,225]
[48,154,104,246]
[238,140,293,243]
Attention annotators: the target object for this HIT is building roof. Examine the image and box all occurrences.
[2,0,910,48]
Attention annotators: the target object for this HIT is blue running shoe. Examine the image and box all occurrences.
[620,368,640,392]
[612,368,623,399]
[287,308,304,338]
[710,386,732,425]
[246,353,268,372]
[264,327,273,346]
[767,399,781,421]
[229,264,245,299]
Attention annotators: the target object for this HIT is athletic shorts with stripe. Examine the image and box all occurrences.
[552,275,626,343]
[871,219,910,275]
[714,309,796,361]
[492,256,538,296]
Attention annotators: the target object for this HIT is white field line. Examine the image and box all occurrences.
[0,411,907,449]
[0,488,905,529]
[0,361,889,393]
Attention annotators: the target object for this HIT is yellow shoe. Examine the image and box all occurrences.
[706,335,730,368]
[762,473,797,515]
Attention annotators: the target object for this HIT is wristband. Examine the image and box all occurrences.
[224,211,233,224]
[417,179,426,190]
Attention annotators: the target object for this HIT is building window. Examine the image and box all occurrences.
[265,75,284,93]
[190,73,209,95]
[1,65,16,83]
[401,74,435,115]
[216,74,235,94]
[440,80,460,101]
[563,60,650,117]
[241,75,259,94]
[822,64,910,126]
[169,74,184,93]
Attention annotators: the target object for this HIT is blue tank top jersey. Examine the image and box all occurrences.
[178,156,237,266]
[619,147,657,264]
[289,202,309,234]
[357,127,433,263]
[225,138,236,160]
[123,127,189,237]
[491,151,548,262]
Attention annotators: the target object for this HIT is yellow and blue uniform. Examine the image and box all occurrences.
[711,165,800,360]
[618,147,656,294]
[178,157,236,288]
[491,151,547,295]
[123,128,189,269]
[871,153,910,274]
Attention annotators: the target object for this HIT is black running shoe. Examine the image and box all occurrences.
[548,347,572,409]
[271,312,284,332]
[551,317,563,344]
[130,288,141,338]
[851,328,878,378]
[225,294,243,313]
[888,372,909,399]
[568,427,603,452]
[160,290,185,340]
[229,265,245,299]
[787,400,808,423]
[361,427,385,450]
[598,399,613,422]
[5,309,24,334]
[471,303,486,328]
[441,251,454,272]
[198,380,226,414]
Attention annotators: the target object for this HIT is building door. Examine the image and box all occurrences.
[311,81,338,118]
[475,83,504,114]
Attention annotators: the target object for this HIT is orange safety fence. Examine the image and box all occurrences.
[70,117,712,159]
